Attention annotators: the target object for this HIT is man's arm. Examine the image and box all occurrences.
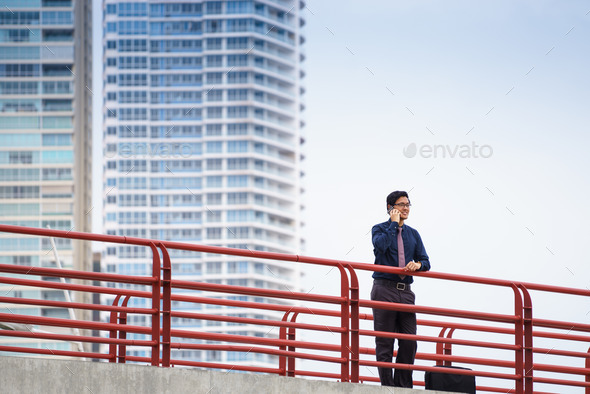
[413,231,430,271]
[372,222,397,252]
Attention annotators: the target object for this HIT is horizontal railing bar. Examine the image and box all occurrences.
[358,348,515,368]
[170,294,342,317]
[170,329,342,353]
[170,343,346,364]
[170,311,345,333]
[0,224,154,246]
[0,329,155,347]
[518,282,590,297]
[532,376,590,388]
[161,240,301,263]
[533,363,590,376]
[533,347,590,358]
[0,296,156,314]
[0,276,154,298]
[350,261,590,297]
[359,329,519,351]
[362,299,519,324]
[412,318,515,335]
[0,312,152,334]
[171,280,345,304]
[532,330,590,342]
[0,263,156,285]
[0,345,111,360]
[532,318,590,333]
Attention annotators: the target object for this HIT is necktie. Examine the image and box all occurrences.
[397,226,406,279]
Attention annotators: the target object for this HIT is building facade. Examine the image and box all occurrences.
[102,0,305,366]
[0,0,93,352]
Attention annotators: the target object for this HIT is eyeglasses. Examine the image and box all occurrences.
[393,203,412,208]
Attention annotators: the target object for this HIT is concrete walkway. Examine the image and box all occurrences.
[0,356,455,394]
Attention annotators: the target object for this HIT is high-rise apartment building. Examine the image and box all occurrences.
[102,1,305,366]
[0,0,93,352]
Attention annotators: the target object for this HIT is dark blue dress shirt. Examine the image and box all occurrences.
[371,219,431,283]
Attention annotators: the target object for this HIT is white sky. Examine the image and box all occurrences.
[91,1,590,390]
[298,1,590,389]
[300,0,590,300]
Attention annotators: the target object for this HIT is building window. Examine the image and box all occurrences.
[207,107,222,119]
[227,228,249,240]
[206,229,222,240]
[227,192,248,204]
[227,158,248,170]
[206,176,222,188]
[206,38,222,50]
[205,2,223,14]
[227,141,248,153]
[206,72,222,84]
[206,141,222,153]
[206,262,222,274]
[227,123,248,135]
[207,193,222,205]
[227,106,248,118]
[227,210,251,222]
[207,210,222,222]
[206,55,223,67]
[227,55,248,67]
[206,89,222,102]
[206,124,222,136]
[227,89,248,101]
[206,159,222,170]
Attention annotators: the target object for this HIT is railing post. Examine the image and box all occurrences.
[278,311,290,376]
[287,312,299,377]
[159,243,172,367]
[148,243,161,367]
[345,265,360,383]
[108,295,123,363]
[436,327,447,366]
[444,328,455,367]
[518,285,533,393]
[117,296,131,363]
[336,263,350,382]
[435,327,455,366]
[586,346,590,394]
[512,284,524,394]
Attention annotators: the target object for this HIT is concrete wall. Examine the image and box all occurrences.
[0,356,452,394]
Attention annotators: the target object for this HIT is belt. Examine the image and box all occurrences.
[374,279,411,291]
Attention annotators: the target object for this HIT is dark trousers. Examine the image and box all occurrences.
[371,280,417,388]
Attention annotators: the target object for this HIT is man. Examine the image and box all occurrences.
[371,190,431,387]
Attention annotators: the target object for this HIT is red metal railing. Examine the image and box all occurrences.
[0,224,588,393]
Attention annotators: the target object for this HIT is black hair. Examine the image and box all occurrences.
[386,190,409,209]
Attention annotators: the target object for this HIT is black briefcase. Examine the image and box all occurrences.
[424,366,476,393]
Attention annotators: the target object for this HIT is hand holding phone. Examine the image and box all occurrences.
[388,207,401,223]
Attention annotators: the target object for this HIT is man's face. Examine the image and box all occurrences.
[393,196,411,221]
